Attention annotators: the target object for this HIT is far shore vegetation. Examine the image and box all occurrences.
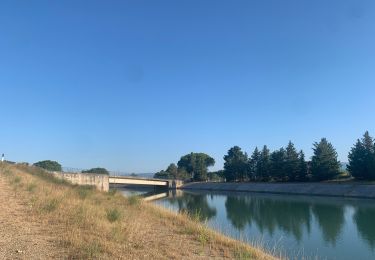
[155,131,375,183]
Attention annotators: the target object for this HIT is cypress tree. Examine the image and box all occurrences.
[223,146,249,182]
[297,150,308,181]
[285,141,300,181]
[348,131,375,180]
[270,148,286,181]
[311,138,340,181]
[257,145,271,181]
[249,147,260,181]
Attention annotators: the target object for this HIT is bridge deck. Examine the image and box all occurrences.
[109,176,168,186]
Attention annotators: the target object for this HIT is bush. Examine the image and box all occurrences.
[82,168,109,175]
[33,160,62,172]
[106,208,122,223]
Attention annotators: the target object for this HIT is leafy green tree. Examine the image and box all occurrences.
[297,150,308,181]
[154,170,170,179]
[257,145,271,181]
[269,148,286,181]
[223,146,249,182]
[248,147,260,180]
[177,153,215,181]
[285,141,300,181]
[154,163,190,180]
[208,170,225,181]
[311,138,340,181]
[33,160,62,172]
[348,131,375,180]
[82,167,109,175]
[166,163,178,179]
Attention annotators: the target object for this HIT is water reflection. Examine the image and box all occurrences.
[225,196,311,241]
[311,204,344,245]
[168,193,217,221]
[354,207,375,250]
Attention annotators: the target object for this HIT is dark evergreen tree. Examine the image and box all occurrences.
[348,131,375,180]
[297,150,308,181]
[269,148,286,181]
[257,145,271,181]
[223,146,249,182]
[285,141,300,181]
[248,147,260,180]
[311,138,340,181]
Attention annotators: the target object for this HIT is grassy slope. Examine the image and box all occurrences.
[0,163,276,260]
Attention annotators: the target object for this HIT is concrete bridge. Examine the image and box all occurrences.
[109,176,183,189]
[52,171,183,192]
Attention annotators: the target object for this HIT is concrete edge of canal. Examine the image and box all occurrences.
[181,182,375,199]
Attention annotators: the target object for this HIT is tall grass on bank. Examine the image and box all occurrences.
[0,163,277,259]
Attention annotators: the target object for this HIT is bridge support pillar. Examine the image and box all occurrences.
[168,180,183,189]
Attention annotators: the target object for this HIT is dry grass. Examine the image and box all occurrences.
[0,163,277,259]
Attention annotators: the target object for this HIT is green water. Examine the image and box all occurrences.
[152,190,375,259]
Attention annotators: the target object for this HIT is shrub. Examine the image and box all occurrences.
[106,208,122,223]
[33,160,62,172]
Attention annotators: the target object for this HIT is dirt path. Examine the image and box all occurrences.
[0,175,65,259]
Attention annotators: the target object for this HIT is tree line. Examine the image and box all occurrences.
[155,131,375,182]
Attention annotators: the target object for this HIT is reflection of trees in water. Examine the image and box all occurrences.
[311,204,344,245]
[353,207,375,250]
[168,193,216,221]
[225,196,311,241]
[225,197,253,230]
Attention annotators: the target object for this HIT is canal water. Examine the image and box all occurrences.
[118,187,375,259]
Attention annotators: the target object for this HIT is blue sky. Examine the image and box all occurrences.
[1,1,374,172]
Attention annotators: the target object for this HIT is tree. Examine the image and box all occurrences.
[177,153,215,181]
[310,138,340,181]
[248,147,260,180]
[269,148,286,181]
[297,150,308,181]
[82,167,109,175]
[223,146,249,182]
[166,163,178,179]
[154,170,170,179]
[285,141,300,181]
[154,163,191,180]
[257,145,271,181]
[348,131,375,180]
[33,160,62,172]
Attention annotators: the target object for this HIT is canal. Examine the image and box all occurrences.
[117,187,375,259]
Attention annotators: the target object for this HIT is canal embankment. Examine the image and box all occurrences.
[182,181,375,199]
[0,163,276,260]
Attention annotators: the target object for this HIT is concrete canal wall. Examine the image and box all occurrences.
[182,182,375,199]
[52,172,109,191]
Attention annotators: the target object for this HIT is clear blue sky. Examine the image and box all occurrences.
[1,1,374,172]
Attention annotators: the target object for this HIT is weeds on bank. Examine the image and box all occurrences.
[83,240,103,258]
[106,208,122,223]
[128,195,140,206]
[27,182,37,192]
[41,198,60,213]
[77,185,94,199]
[108,189,117,196]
